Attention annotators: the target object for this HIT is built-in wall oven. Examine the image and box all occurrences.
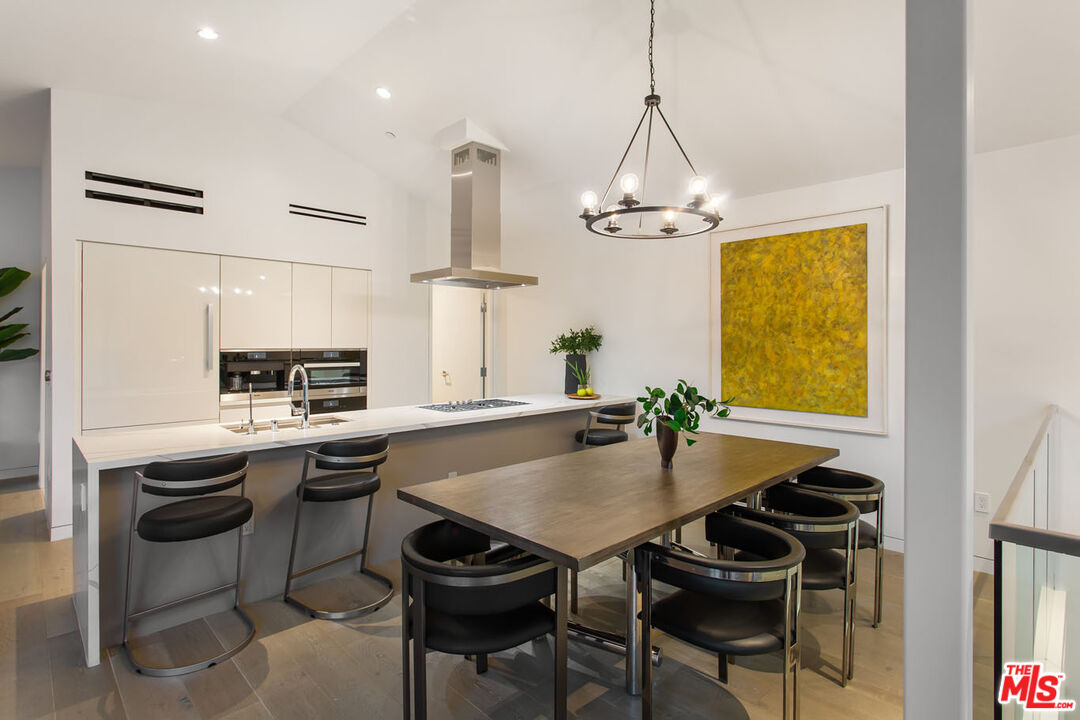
[297,349,368,413]
[218,348,367,420]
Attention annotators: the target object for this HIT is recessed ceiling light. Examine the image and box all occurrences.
[197,27,219,40]
[375,87,392,100]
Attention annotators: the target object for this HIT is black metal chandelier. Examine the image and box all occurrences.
[578,0,722,239]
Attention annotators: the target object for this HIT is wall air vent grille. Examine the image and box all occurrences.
[84,171,205,214]
[288,204,367,226]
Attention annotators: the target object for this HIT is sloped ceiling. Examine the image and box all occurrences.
[284,0,905,204]
[0,0,1075,199]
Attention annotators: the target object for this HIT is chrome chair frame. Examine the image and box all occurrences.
[796,475,885,628]
[730,492,859,686]
[636,542,802,720]
[401,551,560,720]
[283,445,394,620]
[121,463,255,677]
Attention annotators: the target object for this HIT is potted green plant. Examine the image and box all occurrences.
[637,379,732,469]
[549,326,602,395]
[567,362,593,397]
[0,267,38,363]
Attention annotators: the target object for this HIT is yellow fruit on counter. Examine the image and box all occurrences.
[586,387,594,396]
[576,388,587,396]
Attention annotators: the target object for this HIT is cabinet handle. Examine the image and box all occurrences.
[206,304,214,371]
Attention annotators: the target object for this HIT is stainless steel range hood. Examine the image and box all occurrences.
[410,142,538,290]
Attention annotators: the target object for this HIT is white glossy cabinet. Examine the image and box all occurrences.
[82,243,220,430]
[331,267,370,348]
[220,257,292,350]
[291,264,332,348]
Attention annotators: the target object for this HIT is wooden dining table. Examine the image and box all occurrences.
[397,431,839,719]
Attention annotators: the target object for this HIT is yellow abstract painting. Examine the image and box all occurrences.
[720,223,868,417]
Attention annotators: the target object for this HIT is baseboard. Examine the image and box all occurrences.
[0,466,38,482]
[973,555,994,575]
[50,524,72,542]
[883,535,904,553]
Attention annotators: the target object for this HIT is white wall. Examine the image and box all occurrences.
[499,168,907,547]
[45,88,434,537]
[0,166,42,476]
[972,132,1080,562]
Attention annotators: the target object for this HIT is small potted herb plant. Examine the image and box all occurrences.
[549,326,602,395]
[567,363,593,397]
[637,379,732,469]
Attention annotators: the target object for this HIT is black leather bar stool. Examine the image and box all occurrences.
[401,519,558,720]
[795,466,886,627]
[574,401,637,448]
[284,434,394,619]
[729,483,860,686]
[122,452,255,676]
[636,514,804,720]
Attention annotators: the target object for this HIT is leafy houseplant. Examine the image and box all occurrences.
[637,379,732,469]
[0,267,38,363]
[549,326,603,395]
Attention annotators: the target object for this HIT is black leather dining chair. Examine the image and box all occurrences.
[401,519,559,720]
[795,466,886,628]
[283,434,394,619]
[729,483,860,686]
[636,513,805,720]
[122,452,256,676]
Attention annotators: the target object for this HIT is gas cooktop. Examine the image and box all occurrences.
[418,399,530,413]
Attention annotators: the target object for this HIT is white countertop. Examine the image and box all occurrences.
[73,393,633,470]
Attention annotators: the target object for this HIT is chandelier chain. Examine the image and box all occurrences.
[648,0,656,94]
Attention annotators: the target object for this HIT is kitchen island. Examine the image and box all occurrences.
[72,393,629,667]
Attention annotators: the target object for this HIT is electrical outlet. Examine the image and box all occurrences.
[242,515,255,535]
[447,471,458,478]
[974,492,991,514]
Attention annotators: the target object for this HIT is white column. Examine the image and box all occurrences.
[904,0,973,716]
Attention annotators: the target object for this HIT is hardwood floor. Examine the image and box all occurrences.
[0,476,992,719]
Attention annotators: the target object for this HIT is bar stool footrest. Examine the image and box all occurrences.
[123,604,256,677]
[284,567,394,620]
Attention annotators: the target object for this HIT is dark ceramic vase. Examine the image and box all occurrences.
[656,419,678,470]
[564,354,586,395]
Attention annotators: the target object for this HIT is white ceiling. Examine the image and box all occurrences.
[0,0,1075,200]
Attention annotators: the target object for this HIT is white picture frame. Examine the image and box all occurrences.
[709,206,888,435]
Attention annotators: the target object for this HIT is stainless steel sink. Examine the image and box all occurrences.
[223,415,348,434]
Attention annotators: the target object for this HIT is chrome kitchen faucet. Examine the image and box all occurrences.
[288,364,311,429]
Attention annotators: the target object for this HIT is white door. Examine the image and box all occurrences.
[430,286,490,403]
[82,243,221,430]
[291,263,332,349]
[331,267,370,348]
[220,257,292,350]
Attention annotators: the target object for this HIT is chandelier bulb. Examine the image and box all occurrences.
[605,206,622,232]
[688,176,708,197]
[619,173,640,195]
[580,190,598,211]
[661,209,679,235]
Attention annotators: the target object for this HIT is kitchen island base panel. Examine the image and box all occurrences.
[80,408,589,657]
